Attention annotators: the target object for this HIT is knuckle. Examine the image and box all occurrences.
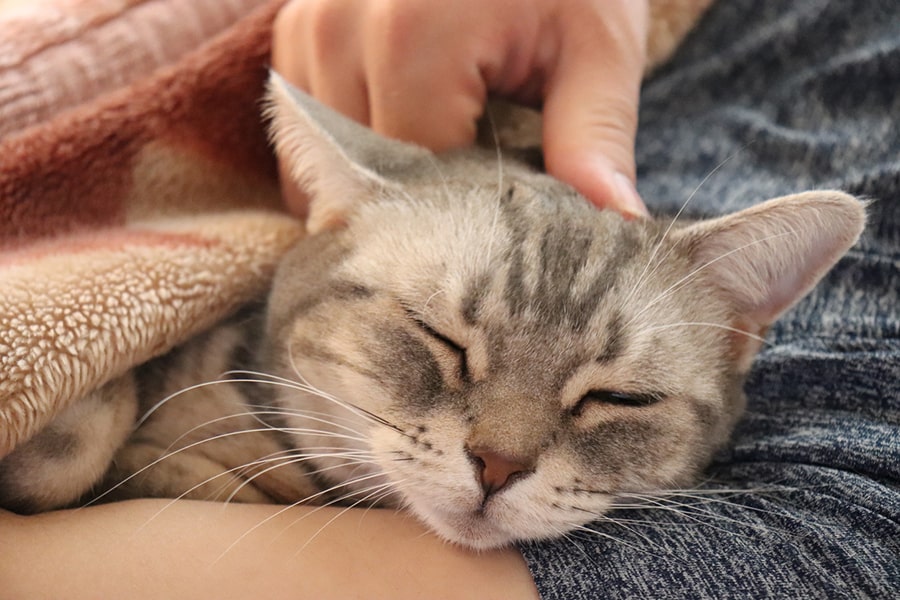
[306,0,350,43]
[366,0,427,57]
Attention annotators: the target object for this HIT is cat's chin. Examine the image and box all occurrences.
[410,500,559,551]
[422,509,520,551]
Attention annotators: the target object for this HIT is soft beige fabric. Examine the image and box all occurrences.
[0,0,301,457]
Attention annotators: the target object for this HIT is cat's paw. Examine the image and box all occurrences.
[0,375,138,513]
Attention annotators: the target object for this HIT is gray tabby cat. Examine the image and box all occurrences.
[0,73,865,550]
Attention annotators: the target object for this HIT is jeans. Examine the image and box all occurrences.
[520,1,900,597]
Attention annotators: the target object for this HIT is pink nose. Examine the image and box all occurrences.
[468,448,534,498]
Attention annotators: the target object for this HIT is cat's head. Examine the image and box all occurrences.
[262,73,865,549]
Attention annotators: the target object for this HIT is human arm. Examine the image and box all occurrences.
[271,0,649,219]
[0,500,539,599]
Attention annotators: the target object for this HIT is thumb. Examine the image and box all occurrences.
[541,2,648,218]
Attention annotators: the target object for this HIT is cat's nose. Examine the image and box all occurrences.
[467,447,534,499]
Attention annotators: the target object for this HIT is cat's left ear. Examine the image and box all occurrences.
[265,71,431,233]
[673,191,866,366]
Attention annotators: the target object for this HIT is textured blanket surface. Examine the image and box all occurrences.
[0,0,301,456]
[0,0,710,459]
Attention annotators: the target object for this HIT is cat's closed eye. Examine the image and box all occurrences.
[572,390,663,416]
[406,309,470,381]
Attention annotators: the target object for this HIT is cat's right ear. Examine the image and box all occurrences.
[265,71,431,234]
[672,191,866,370]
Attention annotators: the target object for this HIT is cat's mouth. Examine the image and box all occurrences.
[406,489,548,550]
[386,453,560,548]
[429,507,519,550]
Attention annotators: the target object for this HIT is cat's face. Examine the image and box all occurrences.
[268,176,741,548]
[262,73,865,549]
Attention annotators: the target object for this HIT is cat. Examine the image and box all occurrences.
[0,72,865,550]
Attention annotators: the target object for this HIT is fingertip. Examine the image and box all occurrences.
[541,87,645,217]
[612,171,650,219]
[547,153,648,219]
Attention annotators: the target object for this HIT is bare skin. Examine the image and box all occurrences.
[272,0,649,219]
[0,500,539,599]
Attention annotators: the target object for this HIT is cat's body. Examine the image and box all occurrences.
[0,74,866,550]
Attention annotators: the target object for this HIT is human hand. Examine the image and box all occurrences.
[272,0,649,219]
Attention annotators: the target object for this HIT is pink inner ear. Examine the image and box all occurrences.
[265,74,387,235]
[684,191,865,329]
[757,255,825,324]
[740,231,847,326]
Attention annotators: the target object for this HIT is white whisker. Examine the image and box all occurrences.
[159,408,369,459]
[290,480,403,556]
[568,523,651,554]
[483,103,505,270]
[622,141,756,310]
[609,493,785,538]
[135,375,345,429]
[638,322,770,344]
[285,351,411,437]
[585,514,666,550]
[85,423,377,508]
[214,471,399,562]
[224,452,380,505]
[626,229,795,329]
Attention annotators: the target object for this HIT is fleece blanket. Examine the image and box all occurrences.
[0,0,711,460]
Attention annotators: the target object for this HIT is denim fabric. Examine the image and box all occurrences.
[520,0,900,597]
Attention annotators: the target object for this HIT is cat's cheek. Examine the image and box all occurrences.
[377,436,483,513]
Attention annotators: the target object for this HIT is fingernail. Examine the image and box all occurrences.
[614,172,650,219]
